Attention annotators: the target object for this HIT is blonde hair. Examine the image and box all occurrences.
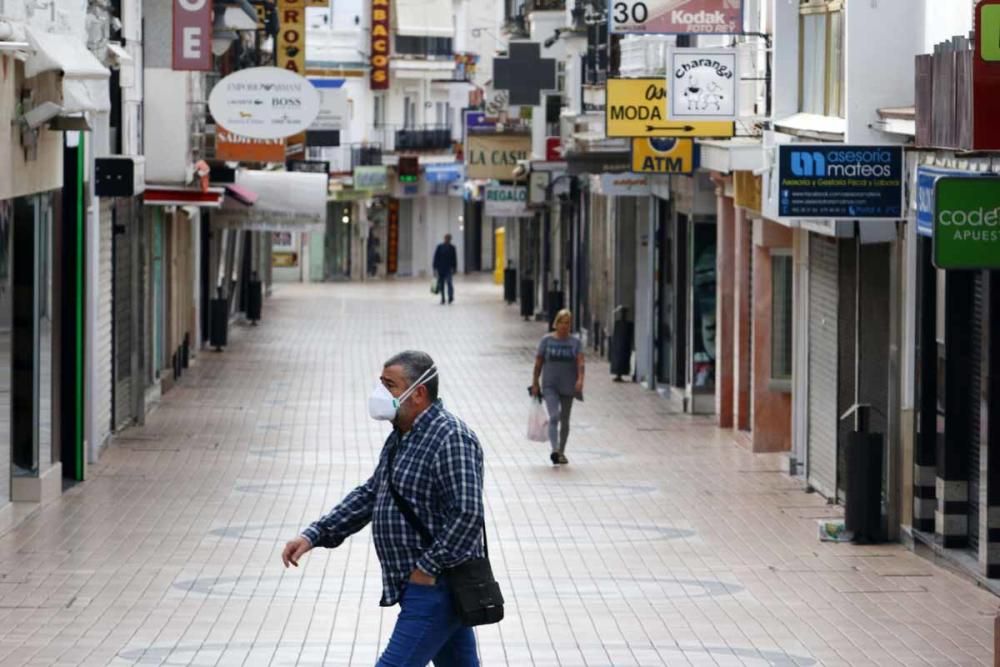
[554,309,572,326]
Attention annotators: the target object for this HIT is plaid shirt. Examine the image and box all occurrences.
[301,400,485,607]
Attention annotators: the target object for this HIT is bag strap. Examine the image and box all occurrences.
[386,433,489,558]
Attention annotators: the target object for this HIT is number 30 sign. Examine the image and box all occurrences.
[610,0,743,35]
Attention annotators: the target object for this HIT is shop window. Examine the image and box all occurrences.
[771,250,793,391]
[799,0,844,117]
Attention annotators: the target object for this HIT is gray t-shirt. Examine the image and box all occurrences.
[537,334,582,396]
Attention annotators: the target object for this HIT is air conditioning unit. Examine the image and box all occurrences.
[94,156,146,197]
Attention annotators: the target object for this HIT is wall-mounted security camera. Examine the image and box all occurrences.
[22,101,62,129]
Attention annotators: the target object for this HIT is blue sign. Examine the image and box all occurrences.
[425,163,464,184]
[916,165,983,237]
[778,145,904,219]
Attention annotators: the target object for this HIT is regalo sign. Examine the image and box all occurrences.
[370,0,390,90]
[173,0,212,70]
[611,0,743,35]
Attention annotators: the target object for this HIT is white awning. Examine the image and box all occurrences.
[394,0,454,38]
[24,28,111,114]
[214,170,328,231]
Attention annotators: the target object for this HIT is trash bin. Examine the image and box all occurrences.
[610,306,633,380]
[210,291,229,351]
[519,278,535,320]
[842,404,884,544]
[503,263,517,304]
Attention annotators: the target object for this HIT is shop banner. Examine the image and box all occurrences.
[777,145,904,220]
[605,78,734,138]
[934,177,1000,270]
[590,173,651,197]
[484,185,532,217]
[466,134,531,180]
[309,82,347,130]
[611,0,743,35]
[354,165,389,193]
[668,48,738,121]
[278,0,306,73]
[173,0,212,70]
[370,0,390,89]
[631,138,694,174]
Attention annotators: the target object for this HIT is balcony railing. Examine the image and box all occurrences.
[394,36,454,59]
[351,144,384,170]
[395,125,453,152]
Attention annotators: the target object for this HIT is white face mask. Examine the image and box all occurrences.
[368,366,438,421]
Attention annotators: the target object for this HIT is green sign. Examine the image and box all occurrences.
[982,4,1000,62]
[934,177,1000,270]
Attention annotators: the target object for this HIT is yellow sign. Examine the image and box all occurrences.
[734,170,762,213]
[278,0,305,74]
[631,138,694,174]
[606,78,734,138]
[305,0,328,6]
[465,134,531,181]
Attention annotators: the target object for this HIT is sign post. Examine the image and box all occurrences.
[605,78,733,138]
[776,145,904,220]
[933,177,1000,270]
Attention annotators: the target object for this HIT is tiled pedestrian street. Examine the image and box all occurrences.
[0,278,994,666]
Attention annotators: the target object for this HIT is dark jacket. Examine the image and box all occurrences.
[433,242,458,275]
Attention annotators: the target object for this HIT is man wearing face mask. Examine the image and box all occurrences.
[281,351,485,666]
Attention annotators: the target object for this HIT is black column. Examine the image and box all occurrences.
[59,136,85,482]
[11,199,38,473]
[984,271,1000,576]
[914,237,937,533]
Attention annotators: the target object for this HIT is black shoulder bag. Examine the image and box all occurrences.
[386,443,504,627]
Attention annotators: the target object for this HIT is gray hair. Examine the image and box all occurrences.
[383,350,439,401]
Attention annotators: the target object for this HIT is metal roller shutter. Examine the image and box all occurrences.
[96,200,114,451]
[968,272,984,552]
[807,234,839,500]
[112,200,134,430]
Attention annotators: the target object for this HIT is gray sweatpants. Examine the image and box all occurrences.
[543,390,574,454]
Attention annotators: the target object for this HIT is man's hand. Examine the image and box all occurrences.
[282,536,313,568]
[574,379,584,394]
[409,569,437,586]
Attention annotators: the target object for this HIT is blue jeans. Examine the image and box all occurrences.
[376,581,479,667]
[436,272,454,303]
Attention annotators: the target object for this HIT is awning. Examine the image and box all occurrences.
[25,28,111,114]
[143,186,226,208]
[225,183,259,206]
[424,163,464,184]
[394,0,454,38]
[214,170,328,230]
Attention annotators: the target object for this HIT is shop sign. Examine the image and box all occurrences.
[733,170,761,213]
[425,163,464,183]
[173,0,212,71]
[273,250,299,267]
[484,185,532,217]
[387,198,399,274]
[605,78,734,138]
[933,177,1000,270]
[668,48,738,121]
[777,145,904,219]
[354,165,389,193]
[216,126,286,162]
[309,82,347,130]
[975,1,1000,149]
[610,0,743,35]
[209,67,320,140]
[278,0,306,73]
[370,0,390,90]
[590,173,651,197]
[466,134,531,180]
[631,137,694,174]
[915,166,984,238]
[286,159,330,175]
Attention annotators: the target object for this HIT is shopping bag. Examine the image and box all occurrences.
[431,281,439,295]
[526,397,549,442]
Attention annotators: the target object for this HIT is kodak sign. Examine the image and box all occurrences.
[371,0,390,90]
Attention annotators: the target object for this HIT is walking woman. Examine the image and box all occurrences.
[531,309,585,465]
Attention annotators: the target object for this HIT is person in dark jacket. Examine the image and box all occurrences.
[432,234,458,304]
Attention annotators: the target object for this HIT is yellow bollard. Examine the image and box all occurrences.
[493,227,505,285]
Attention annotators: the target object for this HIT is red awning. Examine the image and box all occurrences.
[143,186,225,208]
[225,183,259,206]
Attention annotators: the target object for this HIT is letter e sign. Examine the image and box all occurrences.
[173,0,212,70]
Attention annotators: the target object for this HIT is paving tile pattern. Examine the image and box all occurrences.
[0,277,995,666]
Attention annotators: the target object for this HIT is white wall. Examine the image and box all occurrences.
[845,1,923,143]
[144,70,193,183]
[770,0,799,121]
[923,0,975,52]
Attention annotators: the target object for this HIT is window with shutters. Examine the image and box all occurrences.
[799,0,845,117]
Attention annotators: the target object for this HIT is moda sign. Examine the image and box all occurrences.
[777,145,904,219]
[208,67,320,140]
[605,78,733,138]
[934,177,1000,270]
[611,0,742,34]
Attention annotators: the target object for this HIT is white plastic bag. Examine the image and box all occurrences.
[527,398,549,442]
